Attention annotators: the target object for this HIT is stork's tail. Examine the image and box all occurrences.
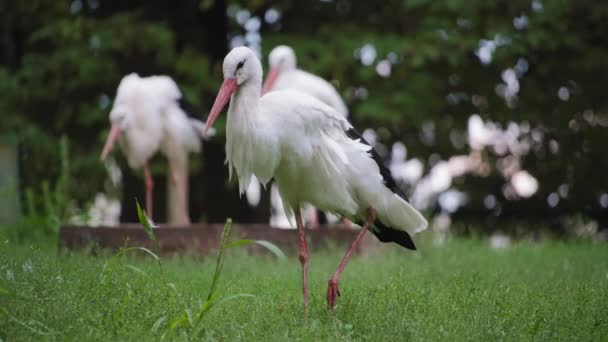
[369,194,428,250]
[371,222,417,250]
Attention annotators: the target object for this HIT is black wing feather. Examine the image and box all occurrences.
[345,128,408,201]
[373,221,417,250]
[345,128,416,250]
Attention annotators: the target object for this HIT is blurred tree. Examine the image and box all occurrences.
[255,0,608,224]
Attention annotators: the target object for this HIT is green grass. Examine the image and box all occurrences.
[1,237,607,341]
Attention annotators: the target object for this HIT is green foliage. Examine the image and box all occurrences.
[130,206,286,336]
[155,218,285,337]
[15,135,73,240]
[1,238,607,340]
[99,246,162,284]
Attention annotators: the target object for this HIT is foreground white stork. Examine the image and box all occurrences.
[100,73,212,224]
[204,47,427,311]
[262,45,349,117]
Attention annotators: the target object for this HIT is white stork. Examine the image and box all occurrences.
[204,47,427,312]
[263,45,349,117]
[100,73,213,225]
[263,45,350,227]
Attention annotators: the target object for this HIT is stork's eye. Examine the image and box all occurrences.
[236,60,246,70]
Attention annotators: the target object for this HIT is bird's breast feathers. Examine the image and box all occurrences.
[228,90,353,197]
[226,120,280,194]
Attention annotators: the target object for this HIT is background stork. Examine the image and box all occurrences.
[263,45,348,116]
[205,47,427,312]
[100,73,213,225]
[263,45,351,227]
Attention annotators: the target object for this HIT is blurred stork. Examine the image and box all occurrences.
[205,47,427,312]
[263,45,348,116]
[263,45,350,227]
[100,73,213,225]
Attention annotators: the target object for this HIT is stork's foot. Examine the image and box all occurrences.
[326,278,341,310]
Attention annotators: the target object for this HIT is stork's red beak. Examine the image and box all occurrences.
[100,123,122,161]
[204,77,238,135]
[262,67,280,94]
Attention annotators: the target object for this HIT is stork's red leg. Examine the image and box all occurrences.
[143,164,154,219]
[295,208,309,317]
[327,207,376,310]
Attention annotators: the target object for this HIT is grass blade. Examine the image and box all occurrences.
[124,264,147,276]
[205,219,232,302]
[151,316,167,333]
[251,240,286,260]
[100,246,162,284]
[224,239,286,260]
[185,309,193,326]
[136,198,157,241]
[99,259,111,284]
[123,247,161,267]
[0,307,60,336]
[214,293,255,306]
[165,312,189,335]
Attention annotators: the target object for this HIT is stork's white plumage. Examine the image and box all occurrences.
[101,73,213,224]
[205,47,427,312]
[263,45,349,117]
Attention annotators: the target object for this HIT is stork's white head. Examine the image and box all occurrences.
[263,45,296,94]
[222,46,263,86]
[205,47,262,134]
[109,73,141,128]
[268,45,297,71]
[101,73,140,160]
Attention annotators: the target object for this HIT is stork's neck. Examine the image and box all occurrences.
[227,79,262,128]
[225,76,278,192]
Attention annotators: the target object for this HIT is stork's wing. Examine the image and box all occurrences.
[344,128,417,250]
[344,128,409,202]
[260,90,423,249]
[278,70,349,117]
[261,90,351,136]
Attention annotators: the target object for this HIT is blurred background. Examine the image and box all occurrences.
[1,0,607,240]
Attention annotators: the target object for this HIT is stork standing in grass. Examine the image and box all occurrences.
[263,45,350,226]
[205,47,427,312]
[100,73,213,224]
